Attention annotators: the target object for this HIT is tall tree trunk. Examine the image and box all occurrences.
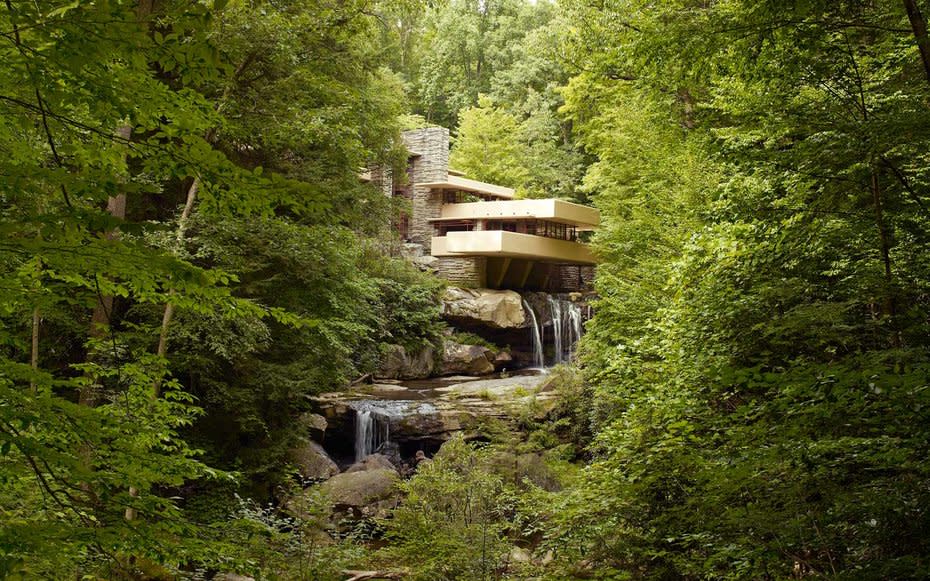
[870,167,900,347]
[126,53,250,521]
[82,126,132,407]
[152,177,199,398]
[30,307,39,394]
[107,0,153,521]
[148,54,251,388]
[903,0,930,83]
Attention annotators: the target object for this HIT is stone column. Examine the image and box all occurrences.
[402,127,449,250]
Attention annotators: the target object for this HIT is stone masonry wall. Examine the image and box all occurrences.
[437,256,487,288]
[556,264,596,292]
[402,128,449,249]
[367,164,393,198]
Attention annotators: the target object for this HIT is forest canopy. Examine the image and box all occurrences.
[1,0,929,579]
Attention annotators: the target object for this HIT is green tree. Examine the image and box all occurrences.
[381,436,510,581]
[555,0,930,578]
[450,96,530,189]
[412,0,550,126]
[0,0,417,575]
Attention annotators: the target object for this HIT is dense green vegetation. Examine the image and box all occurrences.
[2,0,929,579]
[561,2,930,578]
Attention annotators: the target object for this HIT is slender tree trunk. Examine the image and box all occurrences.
[128,177,191,517]
[870,167,900,347]
[30,307,39,393]
[82,125,132,407]
[903,0,930,83]
[127,53,246,521]
[107,0,153,521]
[151,177,199,400]
[147,54,251,382]
[677,88,696,129]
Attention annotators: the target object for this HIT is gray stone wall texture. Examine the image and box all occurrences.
[367,164,393,198]
[437,256,487,288]
[402,128,449,249]
[556,264,596,292]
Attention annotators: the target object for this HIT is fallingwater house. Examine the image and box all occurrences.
[367,127,599,291]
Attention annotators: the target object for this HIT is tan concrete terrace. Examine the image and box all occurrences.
[432,230,596,264]
[431,199,599,230]
[417,175,516,199]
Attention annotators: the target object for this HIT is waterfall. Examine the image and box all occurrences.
[523,295,588,369]
[548,296,563,365]
[566,301,582,361]
[522,299,545,369]
[353,402,390,461]
[547,295,584,366]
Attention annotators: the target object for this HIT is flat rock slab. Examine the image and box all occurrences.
[437,375,483,382]
[367,383,410,393]
[435,374,547,397]
[314,373,553,440]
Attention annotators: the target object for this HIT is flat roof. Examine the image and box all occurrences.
[426,215,591,228]
[435,199,600,229]
[418,175,515,199]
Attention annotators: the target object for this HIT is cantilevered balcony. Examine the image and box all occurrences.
[432,231,596,264]
[434,199,599,230]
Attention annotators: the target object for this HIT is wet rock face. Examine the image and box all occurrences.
[440,340,495,376]
[289,439,339,481]
[376,343,435,380]
[442,287,526,329]
[312,373,555,454]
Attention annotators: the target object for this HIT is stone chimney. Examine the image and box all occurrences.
[402,127,450,248]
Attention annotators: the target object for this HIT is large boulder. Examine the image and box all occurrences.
[442,287,526,329]
[289,439,339,480]
[400,242,426,259]
[376,343,435,380]
[321,469,399,509]
[297,412,328,442]
[413,254,439,272]
[440,339,495,376]
[345,453,397,473]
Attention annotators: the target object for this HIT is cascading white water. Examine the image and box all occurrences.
[547,295,585,366]
[353,402,390,461]
[522,299,545,369]
[548,296,563,365]
[566,301,583,361]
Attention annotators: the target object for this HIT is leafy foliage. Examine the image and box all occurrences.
[381,436,510,581]
[0,0,430,575]
[450,97,531,190]
[557,0,930,578]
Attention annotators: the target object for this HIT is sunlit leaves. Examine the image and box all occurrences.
[560,0,930,578]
